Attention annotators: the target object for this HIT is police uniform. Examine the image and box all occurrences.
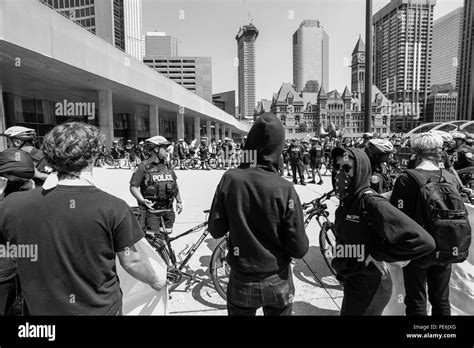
[289,143,305,184]
[309,144,323,169]
[130,157,178,233]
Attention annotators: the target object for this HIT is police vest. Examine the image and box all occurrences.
[290,146,302,160]
[141,162,176,202]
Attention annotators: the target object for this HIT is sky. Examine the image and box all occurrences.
[142,0,464,103]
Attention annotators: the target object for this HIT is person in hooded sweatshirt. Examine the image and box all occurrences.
[209,113,309,316]
[330,147,436,315]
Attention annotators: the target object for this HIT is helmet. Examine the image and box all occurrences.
[362,132,373,140]
[366,139,395,155]
[451,132,467,141]
[139,141,144,145]
[145,135,171,147]
[430,130,453,143]
[127,139,132,143]
[113,140,119,144]
[3,126,36,141]
[224,137,230,141]
[310,137,317,142]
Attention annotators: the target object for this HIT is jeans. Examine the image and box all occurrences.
[403,262,451,316]
[0,277,16,315]
[226,267,294,316]
[340,264,393,316]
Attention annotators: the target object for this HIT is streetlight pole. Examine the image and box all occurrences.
[365,0,373,133]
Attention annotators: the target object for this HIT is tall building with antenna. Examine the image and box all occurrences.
[236,23,259,120]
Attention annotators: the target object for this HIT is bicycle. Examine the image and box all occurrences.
[130,207,229,301]
[301,190,338,277]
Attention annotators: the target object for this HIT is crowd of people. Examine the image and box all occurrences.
[0,118,472,317]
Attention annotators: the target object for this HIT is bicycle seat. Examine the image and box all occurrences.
[203,209,210,214]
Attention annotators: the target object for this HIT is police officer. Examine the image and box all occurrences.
[309,137,324,185]
[365,139,396,194]
[198,138,211,170]
[130,136,183,235]
[449,132,474,171]
[289,139,305,185]
[2,126,51,186]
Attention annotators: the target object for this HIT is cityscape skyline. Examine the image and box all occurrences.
[142,0,463,104]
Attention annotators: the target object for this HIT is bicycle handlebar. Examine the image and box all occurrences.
[302,190,335,210]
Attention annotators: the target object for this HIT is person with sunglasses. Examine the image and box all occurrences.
[330,147,436,315]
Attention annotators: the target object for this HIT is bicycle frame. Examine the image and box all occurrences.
[151,219,210,273]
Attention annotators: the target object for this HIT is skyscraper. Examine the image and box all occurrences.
[293,20,329,93]
[236,24,258,120]
[143,57,212,102]
[458,0,474,120]
[431,7,463,89]
[373,0,436,131]
[144,32,178,57]
[39,0,143,61]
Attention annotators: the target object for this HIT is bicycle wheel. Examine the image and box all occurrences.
[104,156,115,166]
[210,236,229,301]
[184,158,195,170]
[319,225,338,277]
[208,158,218,170]
[171,158,179,169]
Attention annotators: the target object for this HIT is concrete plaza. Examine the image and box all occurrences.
[92,165,343,315]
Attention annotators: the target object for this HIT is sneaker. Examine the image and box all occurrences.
[293,181,298,185]
[318,180,323,185]
[309,180,316,184]
[301,181,306,186]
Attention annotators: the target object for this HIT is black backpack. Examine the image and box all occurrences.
[405,169,471,263]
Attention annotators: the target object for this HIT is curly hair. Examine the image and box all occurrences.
[42,122,104,178]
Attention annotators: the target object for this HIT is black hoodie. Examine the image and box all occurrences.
[209,113,309,274]
[332,147,436,277]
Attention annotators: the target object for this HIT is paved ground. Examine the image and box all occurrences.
[92,165,343,315]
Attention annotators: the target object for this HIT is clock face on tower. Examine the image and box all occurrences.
[359,54,365,63]
[352,55,358,65]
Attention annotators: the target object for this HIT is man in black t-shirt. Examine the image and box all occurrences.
[0,123,166,315]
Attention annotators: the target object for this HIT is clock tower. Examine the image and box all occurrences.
[351,35,366,98]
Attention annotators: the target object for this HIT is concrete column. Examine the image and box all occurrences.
[176,111,184,141]
[215,122,220,142]
[221,125,227,139]
[98,90,114,147]
[194,117,201,141]
[206,120,212,141]
[0,83,7,151]
[149,105,159,136]
[127,113,137,143]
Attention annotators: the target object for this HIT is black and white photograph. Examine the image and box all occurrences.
[0,0,473,345]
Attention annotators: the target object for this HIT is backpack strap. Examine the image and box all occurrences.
[360,189,376,226]
[404,169,427,188]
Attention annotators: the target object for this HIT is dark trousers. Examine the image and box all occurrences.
[340,264,392,316]
[226,267,294,316]
[0,277,16,315]
[290,161,305,183]
[403,262,451,316]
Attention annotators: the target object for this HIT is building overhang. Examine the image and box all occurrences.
[0,0,248,133]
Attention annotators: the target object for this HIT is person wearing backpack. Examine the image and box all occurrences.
[390,132,472,316]
[330,147,436,315]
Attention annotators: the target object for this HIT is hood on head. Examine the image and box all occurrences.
[331,147,371,199]
[244,113,285,169]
